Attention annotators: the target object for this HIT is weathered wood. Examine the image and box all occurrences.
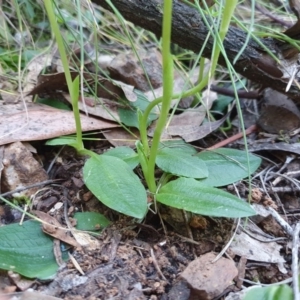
[92,0,300,100]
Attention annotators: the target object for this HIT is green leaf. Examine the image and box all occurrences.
[46,136,77,146]
[36,98,71,110]
[119,90,158,128]
[102,146,139,169]
[83,155,147,218]
[156,148,208,178]
[212,80,246,113]
[0,220,66,279]
[157,178,255,218]
[118,108,140,128]
[244,285,293,300]
[74,212,111,231]
[197,148,261,186]
[159,140,197,155]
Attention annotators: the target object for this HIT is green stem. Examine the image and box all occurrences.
[146,0,174,193]
[44,1,84,151]
[139,0,238,193]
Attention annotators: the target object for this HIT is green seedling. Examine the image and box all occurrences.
[44,0,258,219]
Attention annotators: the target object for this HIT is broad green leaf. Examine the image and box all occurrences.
[197,148,261,186]
[119,90,158,128]
[212,80,246,113]
[244,285,293,300]
[83,155,147,218]
[0,220,67,279]
[156,148,208,179]
[157,178,255,218]
[159,140,197,155]
[74,212,111,231]
[46,136,77,146]
[118,108,140,128]
[102,146,139,169]
[36,98,71,110]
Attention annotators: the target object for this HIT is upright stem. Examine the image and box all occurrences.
[140,0,238,194]
[146,0,174,193]
[44,0,84,151]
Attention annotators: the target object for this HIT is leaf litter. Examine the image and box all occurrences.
[2,1,300,299]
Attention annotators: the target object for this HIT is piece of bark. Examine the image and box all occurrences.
[92,0,300,101]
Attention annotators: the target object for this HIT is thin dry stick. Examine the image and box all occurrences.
[242,277,293,287]
[181,209,197,259]
[212,217,241,263]
[267,206,293,236]
[292,223,300,300]
[212,183,242,262]
[251,186,300,194]
[207,124,258,150]
[69,252,85,275]
[0,179,60,198]
[150,248,167,282]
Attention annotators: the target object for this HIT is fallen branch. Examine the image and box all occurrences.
[92,0,300,101]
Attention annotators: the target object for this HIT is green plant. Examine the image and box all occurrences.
[44,0,259,219]
[243,284,293,300]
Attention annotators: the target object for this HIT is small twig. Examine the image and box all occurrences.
[255,3,293,27]
[242,228,287,243]
[210,85,261,99]
[212,218,241,263]
[213,184,242,262]
[46,146,65,174]
[271,156,295,185]
[273,170,300,186]
[53,239,65,267]
[242,277,293,287]
[19,204,28,225]
[0,179,61,198]
[207,124,258,150]
[269,172,300,190]
[267,206,293,236]
[69,252,85,275]
[292,223,300,300]
[256,185,299,194]
[174,233,200,245]
[63,194,75,234]
[181,210,197,259]
[150,248,167,281]
[259,173,272,199]
[157,208,168,236]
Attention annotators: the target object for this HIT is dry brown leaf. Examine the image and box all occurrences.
[166,89,217,139]
[32,211,80,248]
[144,68,200,104]
[0,102,118,146]
[102,127,140,147]
[7,271,35,291]
[146,120,173,139]
[230,230,285,264]
[63,94,121,122]
[28,71,137,102]
[22,52,53,99]
[257,89,300,133]
[250,142,300,154]
[289,0,300,19]
[27,71,79,96]
[108,49,162,92]
[180,114,228,142]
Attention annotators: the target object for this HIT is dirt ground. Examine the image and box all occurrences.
[0,122,297,300]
